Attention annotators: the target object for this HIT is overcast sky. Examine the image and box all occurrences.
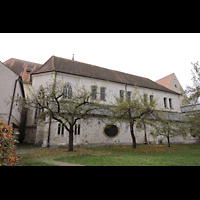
[0,33,200,90]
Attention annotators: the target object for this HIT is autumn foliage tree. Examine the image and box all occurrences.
[0,121,18,166]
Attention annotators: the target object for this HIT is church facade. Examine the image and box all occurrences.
[2,55,200,146]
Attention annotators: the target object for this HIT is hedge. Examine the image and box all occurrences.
[0,121,18,166]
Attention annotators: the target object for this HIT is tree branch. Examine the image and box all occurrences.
[54,93,63,113]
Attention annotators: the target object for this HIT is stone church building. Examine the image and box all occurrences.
[2,55,199,146]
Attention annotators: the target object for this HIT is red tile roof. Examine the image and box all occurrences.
[3,58,42,84]
[155,73,174,88]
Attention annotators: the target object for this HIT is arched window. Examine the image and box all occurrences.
[63,83,72,99]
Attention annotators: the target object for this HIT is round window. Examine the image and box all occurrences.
[104,124,119,137]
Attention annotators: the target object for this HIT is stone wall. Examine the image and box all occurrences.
[34,115,200,147]
[23,126,37,144]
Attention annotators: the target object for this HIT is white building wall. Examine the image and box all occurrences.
[31,71,184,146]
[45,116,198,147]
[0,62,23,126]
[32,72,181,112]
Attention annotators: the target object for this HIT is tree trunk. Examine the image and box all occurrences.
[144,123,148,144]
[167,135,170,147]
[47,116,52,148]
[68,125,74,151]
[130,121,136,148]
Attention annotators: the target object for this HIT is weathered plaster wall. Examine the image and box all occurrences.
[31,71,191,147]
[0,62,23,125]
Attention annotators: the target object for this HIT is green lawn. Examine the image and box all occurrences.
[16,143,200,166]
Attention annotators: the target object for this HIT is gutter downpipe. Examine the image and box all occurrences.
[125,84,127,101]
[8,76,22,125]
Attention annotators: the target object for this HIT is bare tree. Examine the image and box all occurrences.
[110,89,157,148]
[151,111,188,147]
[17,77,102,151]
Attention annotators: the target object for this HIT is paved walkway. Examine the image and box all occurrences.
[44,160,85,166]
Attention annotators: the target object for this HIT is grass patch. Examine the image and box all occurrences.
[56,144,200,166]
[18,161,57,166]
[16,143,200,166]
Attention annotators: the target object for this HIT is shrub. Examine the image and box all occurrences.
[0,121,18,166]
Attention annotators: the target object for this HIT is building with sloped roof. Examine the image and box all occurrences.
[0,61,26,142]
[30,55,198,146]
[2,55,199,146]
[3,58,42,84]
[156,73,186,106]
[33,55,178,94]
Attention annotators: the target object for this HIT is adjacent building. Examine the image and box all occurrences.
[0,61,25,141]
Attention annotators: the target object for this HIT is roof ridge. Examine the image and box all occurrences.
[156,73,174,82]
[3,57,42,65]
[32,55,55,74]
[146,77,178,94]
[32,55,179,95]
[53,55,149,80]
[0,60,19,76]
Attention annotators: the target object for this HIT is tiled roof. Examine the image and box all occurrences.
[3,58,42,84]
[32,55,179,94]
[155,73,174,88]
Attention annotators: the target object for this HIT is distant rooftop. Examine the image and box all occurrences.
[3,58,42,84]
[181,104,200,113]
[156,73,174,88]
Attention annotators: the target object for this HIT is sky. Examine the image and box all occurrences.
[0,33,200,90]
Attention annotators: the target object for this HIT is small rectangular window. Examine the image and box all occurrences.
[127,91,131,101]
[34,108,38,124]
[169,98,173,109]
[150,95,154,102]
[58,123,61,135]
[164,97,168,108]
[74,124,80,135]
[74,124,77,135]
[150,95,153,103]
[78,124,81,135]
[26,69,31,74]
[120,90,124,101]
[91,85,97,99]
[100,87,106,100]
[144,94,148,103]
[61,124,64,135]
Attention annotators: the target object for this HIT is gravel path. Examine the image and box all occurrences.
[44,160,85,166]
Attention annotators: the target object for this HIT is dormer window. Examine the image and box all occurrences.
[26,69,31,74]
